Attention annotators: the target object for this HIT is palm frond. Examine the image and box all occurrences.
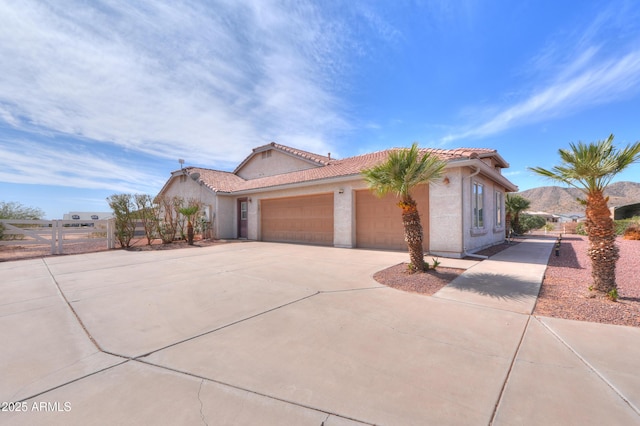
[528,134,640,195]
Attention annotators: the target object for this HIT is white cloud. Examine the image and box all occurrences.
[0,0,353,175]
[0,138,164,193]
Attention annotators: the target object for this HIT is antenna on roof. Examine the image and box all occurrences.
[179,159,185,169]
[328,152,331,160]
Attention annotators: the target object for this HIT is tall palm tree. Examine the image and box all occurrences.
[362,143,446,272]
[505,194,531,236]
[529,134,640,296]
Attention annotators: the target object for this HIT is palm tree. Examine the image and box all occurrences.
[505,194,531,236]
[529,134,640,296]
[178,205,200,245]
[362,143,446,272]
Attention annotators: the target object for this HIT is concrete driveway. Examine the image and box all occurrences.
[1,241,639,425]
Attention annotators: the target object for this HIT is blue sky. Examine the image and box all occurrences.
[1,0,639,219]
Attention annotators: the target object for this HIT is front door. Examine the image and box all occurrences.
[237,198,248,238]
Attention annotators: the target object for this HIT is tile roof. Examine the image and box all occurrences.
[184,146,504,193]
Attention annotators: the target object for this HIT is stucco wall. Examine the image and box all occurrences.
[161,174,217,226]
[429,169,464,256]
[215,196,236,239]
[236,149,320,179]
[462,170,507,254]
[429,166,508,257]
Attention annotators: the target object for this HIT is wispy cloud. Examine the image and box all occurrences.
[0,137,164,193]
[442,5,640,143]
[0,0,359,186]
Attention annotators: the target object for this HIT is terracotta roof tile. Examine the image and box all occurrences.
[186,146,504,193]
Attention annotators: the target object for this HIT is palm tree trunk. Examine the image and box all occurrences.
[585,191,618,293]
[187,220,194,245]
[401,198,425,272]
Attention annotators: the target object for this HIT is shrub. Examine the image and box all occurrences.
[107,194,136,248]
[519,214,546,233]
[134,194,159,245]
[615,218,639,236]
[623,225,640,240]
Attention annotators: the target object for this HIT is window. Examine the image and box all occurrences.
[261,150,272,159]
[495,191,503,228]
[240,201,248,220]
[473,182,484,228]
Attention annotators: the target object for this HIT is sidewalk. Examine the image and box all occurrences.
[434,237,554,314]
[1,240,639,425]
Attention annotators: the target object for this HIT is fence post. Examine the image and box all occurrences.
[51,220,57,255]
[107,219,115,249]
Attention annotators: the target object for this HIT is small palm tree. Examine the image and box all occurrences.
[362,143,446,272]
[505,194,531,236]
[529,134,640,296]
[178,205,200,245]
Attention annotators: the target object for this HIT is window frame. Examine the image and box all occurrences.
[495,190,504,231]
[473,181,485,229]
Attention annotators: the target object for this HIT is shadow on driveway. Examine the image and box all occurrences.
[445,272,541,302]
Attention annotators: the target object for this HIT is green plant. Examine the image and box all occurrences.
[543,223,555,232]
[529,134,640,296]
[519,214,546,233]
[505,194,531,235]
[178,204,200,245]
[156,195,183,243]
[607,288,618,302]
[431,257,441,269]
[362,143,446,272]
[134,194,159,245]
[575,222,587,236]
[107,194,136,248]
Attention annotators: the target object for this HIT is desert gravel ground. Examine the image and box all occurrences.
[534,235,639,327]
[375,235,639,328]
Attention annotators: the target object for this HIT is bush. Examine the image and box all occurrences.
[615,218,639,236]
[575,222,587,235]
[519,214,546,233]
[106,194,136,248]
[623,225,640,240]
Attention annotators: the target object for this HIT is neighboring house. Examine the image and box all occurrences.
[556,213,586,223]
[524,211,560,223]
[63,212,113,221]
[157,142,518,258]
[612,202,640,220]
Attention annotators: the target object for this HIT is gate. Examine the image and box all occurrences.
[0,219,116,255]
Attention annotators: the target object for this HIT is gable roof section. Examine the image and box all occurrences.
[181,146,512,194]
[233,142,332,174]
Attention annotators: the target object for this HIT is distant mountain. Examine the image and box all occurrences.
[517,181,640,215]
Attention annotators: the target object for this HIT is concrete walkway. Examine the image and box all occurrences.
[1,239,639,425]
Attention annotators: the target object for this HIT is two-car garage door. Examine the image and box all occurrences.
[261,193,334,246]
[259,186,428,250]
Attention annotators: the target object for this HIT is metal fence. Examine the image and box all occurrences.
[0,219,116,255]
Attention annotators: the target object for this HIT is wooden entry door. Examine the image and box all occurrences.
[237,198,248,238]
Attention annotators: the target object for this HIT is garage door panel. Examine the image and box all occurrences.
[356,187,429,251]
[261,194,334,246]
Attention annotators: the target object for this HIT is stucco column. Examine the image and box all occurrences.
[333,187,354,248]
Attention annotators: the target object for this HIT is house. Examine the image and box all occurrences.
[157,142,518,258]
[524,211,560,223]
